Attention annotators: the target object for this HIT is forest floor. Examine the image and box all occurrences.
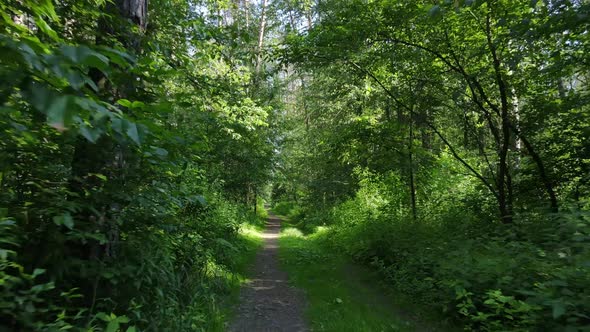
[276,218,456,332]
[228,214,308,332]
[228,213,454,332]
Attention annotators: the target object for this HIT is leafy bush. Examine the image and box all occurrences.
[0,218,78,330]
[256,197,269,221]
[0,0,274,330]
[307,171,590,331]
[272,201,300,217]
[110,191,258,331]
[1,187,263,331]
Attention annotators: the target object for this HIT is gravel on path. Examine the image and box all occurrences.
[228,215,308,332]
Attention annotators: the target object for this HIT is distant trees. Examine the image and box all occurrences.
[280,0,589,222]
[0,0,279,329]
[275,2,590,329]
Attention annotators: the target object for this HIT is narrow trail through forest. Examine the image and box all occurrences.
[229,214,308,332]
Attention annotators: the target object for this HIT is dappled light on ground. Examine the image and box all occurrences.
[229,215,308,332]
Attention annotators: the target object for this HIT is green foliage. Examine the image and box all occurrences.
[0,218,77,330]
[276,0,590,329]
[255,197,269,221]
[278,224,420,332]
[110,193,264,331]
[272,201,300,217]
[315,174,590,331]
[2,0,589,329]
[0,0,277,330]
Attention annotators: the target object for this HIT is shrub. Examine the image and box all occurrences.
[311,172,590,331]
[273,201,300,217]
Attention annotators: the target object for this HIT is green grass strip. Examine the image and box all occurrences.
[278,225,421,332]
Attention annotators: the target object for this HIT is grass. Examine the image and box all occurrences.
[233,222,265,272]
[278,221,454,332]
[215,219,265,330]
[278,223,411,331]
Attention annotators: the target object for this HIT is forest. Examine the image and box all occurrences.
[0,0,588,331]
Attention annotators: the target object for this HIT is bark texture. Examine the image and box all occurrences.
[118,0,148,31]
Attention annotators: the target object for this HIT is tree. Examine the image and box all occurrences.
[282,0,588,222]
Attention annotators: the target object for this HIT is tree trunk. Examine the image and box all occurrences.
[244,0,250,29]
[486,11,513,223]
[254,191,257,213]
[70,0,148,266]
[255,0,268,75]
[117,0,148,31]
[409,110,417,221]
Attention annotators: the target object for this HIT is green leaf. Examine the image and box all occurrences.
[31,282,55,293]
[27,0,59,21]
[117,99,132,108]
[0,219,15,226]
[131,101,145,109]
[28,84,53,112]
[25,302,35,313]
[98,46,135,67]
[66,71,87,90]
[53,213,74,230]
[46,95,72,131]
[95,312,109,321]
[106,320,119,332]
[111,117,129,135]
[126,122,141,145]
[153,147,168,157]
[215,238,237,251]
[80,125,102,143]
[85,77,99,92]
[60,45,109,71]
[195,195,207,205]
[0,249,15,260]
[75,98,110,117]
[91,173,108,181]
[32,268,46,278]
[82,52,110,70]
[34,16,60,41]
[60,45,82,62]
[553,302,566,319]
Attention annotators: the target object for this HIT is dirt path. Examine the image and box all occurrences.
[228,214,308,332]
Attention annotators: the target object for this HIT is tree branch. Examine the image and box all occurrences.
[345,59,499,198]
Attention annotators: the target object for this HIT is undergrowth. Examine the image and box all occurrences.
[272,201,301,218]
[1,193,265,331]
[276,170,590,331]
[278,221,445,332]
